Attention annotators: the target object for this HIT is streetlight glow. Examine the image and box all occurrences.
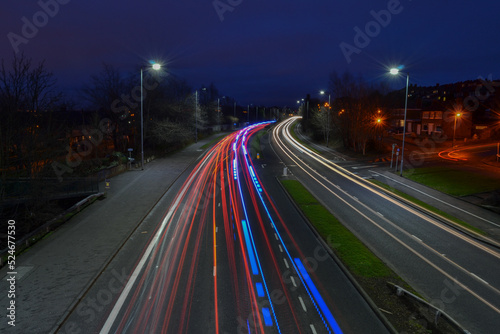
[453,112,462,147]
[141,61,162,170]
[390,68,399,75]
[388,66,409,176]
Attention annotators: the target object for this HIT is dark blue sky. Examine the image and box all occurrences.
[2,0,500,106]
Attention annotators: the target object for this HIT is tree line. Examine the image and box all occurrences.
[0,54,258,182]
[302,71,393,155]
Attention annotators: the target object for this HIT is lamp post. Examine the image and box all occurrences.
[390,68,409,176]
[320,90,331,106]
[453,113,461,147]
[320,90,332,147]
[141,62,161,170]
[195,90,198,143]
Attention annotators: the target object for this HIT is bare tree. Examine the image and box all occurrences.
[0,54,61,178]
[82,63,130,152]
[328,71,384,154]
[311,103,333,146]
[151,119,191,145]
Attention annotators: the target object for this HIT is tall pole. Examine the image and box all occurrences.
[140,68,144,170]
[453,114,461,147]
[400,73,409,176]
[327,94,331,147]
[453,115,457,147]
[195,90,198,143]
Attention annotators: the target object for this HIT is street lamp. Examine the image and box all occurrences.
[141,62,161,170]
[320,90,331,106]
[320,90,332,146]
[453,113,461,147]
[390,67,409,176]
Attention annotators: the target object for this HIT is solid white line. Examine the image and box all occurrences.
[351,165,377,169]
[298,296,307,312]
[470,272,489,285]
[99,163,202,334]
[283,258,289,269]
[310,324,318,334]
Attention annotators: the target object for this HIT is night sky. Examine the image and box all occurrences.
[2,0,500,106]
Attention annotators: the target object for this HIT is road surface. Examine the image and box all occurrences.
[59,122,390,333]
[270,117,500,334]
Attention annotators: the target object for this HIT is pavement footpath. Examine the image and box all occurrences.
[0,136,217,333]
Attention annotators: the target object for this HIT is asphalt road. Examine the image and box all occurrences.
[59,122,391,333]
[271,117,500,334]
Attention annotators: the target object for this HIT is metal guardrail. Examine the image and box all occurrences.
[388,282,471,333]
[0,192,105,267]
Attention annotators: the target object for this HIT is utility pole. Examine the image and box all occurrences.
[195,90,198,142]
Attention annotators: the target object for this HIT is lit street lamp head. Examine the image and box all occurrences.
[152,63,161,71]
[389,68,399,75]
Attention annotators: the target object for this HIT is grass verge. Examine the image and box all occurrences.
[249,130,266,159]
[280,179,454,333]
[403,166,500,197]
[369,179,486,236]
[281,179,390,278]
